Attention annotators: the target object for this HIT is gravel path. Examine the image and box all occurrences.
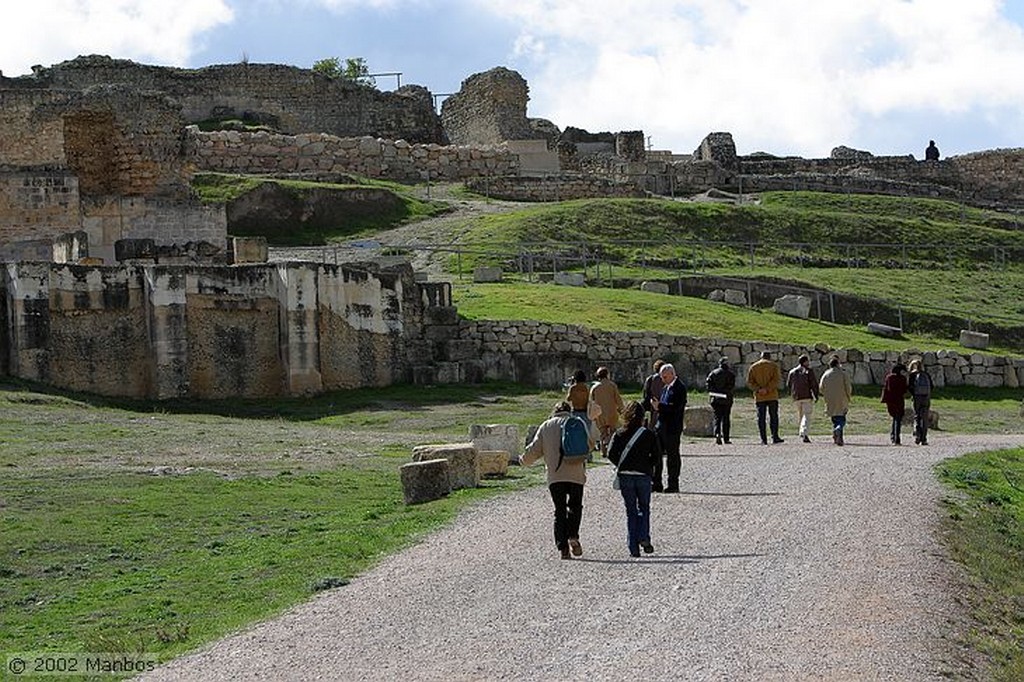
[142,433,1020,681]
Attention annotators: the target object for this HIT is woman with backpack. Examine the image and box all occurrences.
[606,401,662,558]
[520,401,594,560]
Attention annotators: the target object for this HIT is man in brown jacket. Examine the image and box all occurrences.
[746,350,784,445]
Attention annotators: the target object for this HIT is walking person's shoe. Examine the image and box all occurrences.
[801,434,811,443]
[832,431,838,445]
[641,541,655,554]
[836,431,844,446]
[560,547,572,560]
[772,437,785,444]
[715,436,722,445]
[568,538,583,557]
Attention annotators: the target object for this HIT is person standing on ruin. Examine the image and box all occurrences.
[747,350,784,445]
[786,354,820,443]
[881,363,909,445]
[653,363,686,493]
[705,358,736,445]
[925,140,940,161]
[642,359,666,429]
[520,400,592,560]
[907,359,933,445]
[590,366,625,456]
[819,356,853,446]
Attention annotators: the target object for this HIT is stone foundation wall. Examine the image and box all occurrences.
[438,319,1023,390]
[441,67,535,146]
[191,130,519,182]
[0,260,447,399]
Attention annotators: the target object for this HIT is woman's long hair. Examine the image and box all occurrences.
[620,400,644,433]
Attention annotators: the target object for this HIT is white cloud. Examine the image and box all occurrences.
[471,0,1024,156]
[0,0,233,76]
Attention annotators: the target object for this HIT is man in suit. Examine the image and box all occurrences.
[653,363,687,493]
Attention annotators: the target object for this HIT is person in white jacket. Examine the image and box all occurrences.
[818,356,853,446]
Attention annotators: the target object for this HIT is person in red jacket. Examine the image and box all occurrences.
[881,363,909,445]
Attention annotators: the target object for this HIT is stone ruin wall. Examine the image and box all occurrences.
[0,85,225,263]
[0,260,454,399]
[422,318,1023,390]
[190,130,519,182]
[3,56,445,144]
[441,67,537,146]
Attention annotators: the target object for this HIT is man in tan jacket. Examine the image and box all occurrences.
[746,350,784,445]
[590,366,625,456]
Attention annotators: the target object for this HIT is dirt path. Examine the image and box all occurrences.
[268,183,525,276]
[142,433,1016,681]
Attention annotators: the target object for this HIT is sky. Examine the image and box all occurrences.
[3,0,1024,158]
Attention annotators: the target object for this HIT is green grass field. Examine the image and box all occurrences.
[938,448,1024,681]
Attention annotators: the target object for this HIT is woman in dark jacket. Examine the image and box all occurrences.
[607,401,662,557]
[881,363,909,444]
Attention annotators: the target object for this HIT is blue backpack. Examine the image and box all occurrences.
[558,414,591,469]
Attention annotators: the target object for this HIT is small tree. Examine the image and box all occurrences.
[312,56,375,87]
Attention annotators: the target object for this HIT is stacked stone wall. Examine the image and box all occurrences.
[0,260,441,399]
[3,56,444,144]
[191,130,519,182]
[0,171,80,247]
[951,149,1024,208]
[0,90,67,166]
[445,319,1023,390]
[441,67,535,146]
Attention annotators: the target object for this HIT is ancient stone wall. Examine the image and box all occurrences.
[190,130,519,182]
[0,260,448,399]
[441,67,536,146]
[951,149,1024,208]
[436,319,1023,390]
[0,171,80,248]
[3,55,445,144]
[464,174,647,201]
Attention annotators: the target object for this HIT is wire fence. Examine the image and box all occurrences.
[271,237,1024,336]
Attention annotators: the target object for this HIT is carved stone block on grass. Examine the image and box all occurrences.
[478,450,510,477]
[866,322,903,338]
[553,272,585,286]
[641,281,670,295]
[412,443,479,490]
[473,266,503,283]
[773,294,812,319]
[400,459,451,505]
[683,405,715,437]
[469,424,521,463]
[959,330,990,350]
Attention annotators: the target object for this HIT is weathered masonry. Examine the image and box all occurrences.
[0,260,452,399]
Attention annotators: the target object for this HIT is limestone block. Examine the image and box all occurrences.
[707,289,726,302]
[964,372,1004,388]
[553,272,585,286]
[478,450,510,477]
[683,405,715,437]
[959,330,990,350]
[469,424,521,463]
[851,362,872,385]
[640,281,670,294]
[773,294,812,319]
[400,459,451,505]
[866,322,903,338]
[230,236,268,264]
[724,289,748,306]
[412,443,479,489]
[943,364,964,386]
[473,266,503,283]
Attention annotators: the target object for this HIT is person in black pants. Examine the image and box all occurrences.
[607,401,662,557]
[705,357,736,445]
[653,363,687,493]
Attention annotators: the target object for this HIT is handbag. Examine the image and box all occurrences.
[612,427,646,490]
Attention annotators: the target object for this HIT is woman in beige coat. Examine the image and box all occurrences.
[818,356,853,446]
